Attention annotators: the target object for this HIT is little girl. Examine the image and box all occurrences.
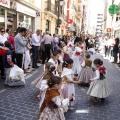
[62,41,70,61]
[31,62,55,98]
[38,76,73,120]
[57,49,63,76]
[77,53,94,86]
[72,41,83,75]
[88,44,96,61]
[61,58,76,108]
[48,51,59,76]
[87,58,111,103]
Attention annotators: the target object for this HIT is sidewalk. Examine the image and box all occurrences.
[65,54,120,120]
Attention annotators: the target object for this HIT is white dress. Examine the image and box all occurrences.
[87,70,111,98]
[88,48,96,61]
[67,42,73,57]
[48,58,59,76]
[72,47,82,74]
[61,68,75,105]
[39,80,48,109]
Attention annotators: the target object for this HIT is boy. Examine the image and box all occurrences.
[0,41,14,85]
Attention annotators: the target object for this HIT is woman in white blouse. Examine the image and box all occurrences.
[0,27,7,79]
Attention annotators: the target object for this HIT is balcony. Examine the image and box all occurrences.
[44,1,56,15]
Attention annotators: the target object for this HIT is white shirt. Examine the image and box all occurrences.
[4,33,9,39]
[0,34,7,45]
[31,33,41,46]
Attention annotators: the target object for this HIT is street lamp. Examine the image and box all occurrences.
[55,0,64,34]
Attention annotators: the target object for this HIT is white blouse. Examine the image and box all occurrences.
[52,96,69,107]
[0,34,7,45]
[92,70,100,80]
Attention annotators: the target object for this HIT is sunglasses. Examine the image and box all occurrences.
[1,31,5,33]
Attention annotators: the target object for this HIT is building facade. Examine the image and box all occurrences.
[96,13,103,36]
[0,0,41,32]
[40,0,67,35]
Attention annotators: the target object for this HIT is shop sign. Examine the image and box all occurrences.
[0,0,10,8]
[16,2,36,17]
[67,19,73,24]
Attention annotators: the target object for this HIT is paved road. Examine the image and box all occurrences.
[0,54,120,120]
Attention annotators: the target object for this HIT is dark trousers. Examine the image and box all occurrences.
[16,53,23,68]
[0,56,5,77]
[45,44,51,60]
[43,44,51,63]
[32,45,39,67]
[105,46,108,57]
[114,53,118,63]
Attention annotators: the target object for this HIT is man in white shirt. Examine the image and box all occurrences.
[31,29,41,68]
[42,31,52,64]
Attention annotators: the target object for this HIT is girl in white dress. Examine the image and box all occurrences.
[38,76,73,120]
[67,37,74,57]
[48,51,59,76]
[72,42,83,75]
[88,44,96,61]
[57,49,64,76]
[61,58,76,108]
[62,41,70,61]
[87,58,111,103]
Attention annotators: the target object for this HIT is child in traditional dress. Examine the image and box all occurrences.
[61,58,76,109]
[88,44,96,61]
[87,58,111,103]
[38,76,73,120]
[72,41,83,76]
[67,36,74,56]
[57,49,63,76]
[62,41,70,61]
[31,62,55,99]
[48,51,59,76]
[77,53,94,86]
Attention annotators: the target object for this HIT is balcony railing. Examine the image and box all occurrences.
[44,1,56,14]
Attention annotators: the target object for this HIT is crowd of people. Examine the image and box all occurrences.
[0,26,119,119]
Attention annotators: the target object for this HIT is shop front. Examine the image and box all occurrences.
[0,0,41,32]
[0,0,10,28]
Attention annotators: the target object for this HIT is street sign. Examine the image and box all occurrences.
[108,4,119,15]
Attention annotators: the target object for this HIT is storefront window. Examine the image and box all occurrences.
[18,14,33,30]
[0,7,5,27]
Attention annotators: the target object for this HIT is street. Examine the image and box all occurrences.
[0,54,120,120]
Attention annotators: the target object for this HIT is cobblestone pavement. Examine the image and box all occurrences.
[65,54,120,120]
[0,54,120,120]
